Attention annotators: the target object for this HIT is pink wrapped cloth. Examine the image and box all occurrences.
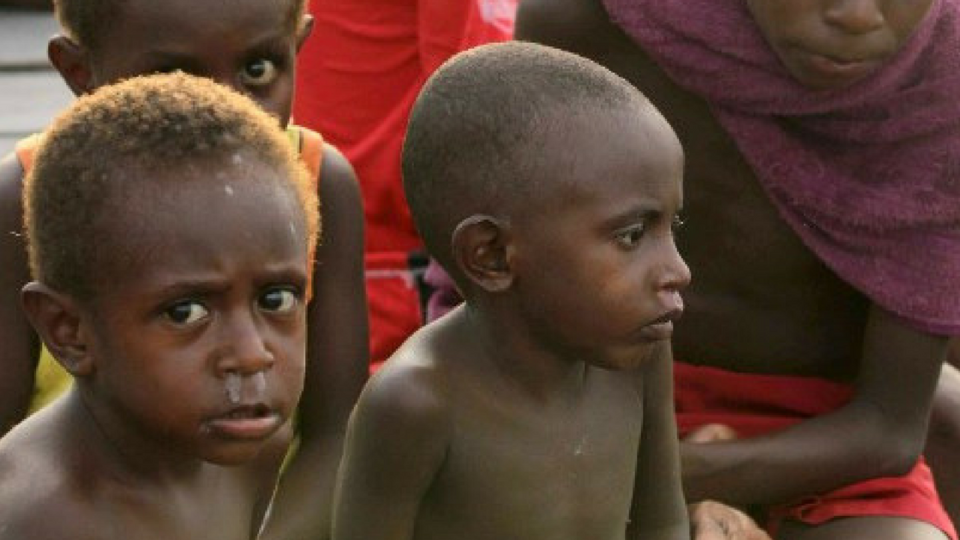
[601,0,960,334]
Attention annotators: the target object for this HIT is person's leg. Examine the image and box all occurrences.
[926,352,960,526]
[779,516,948,540]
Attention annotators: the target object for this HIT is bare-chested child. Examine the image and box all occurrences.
[0,1,368,538]
[0,72,318,540]
[331,41,690,540]
[518,0,960,539]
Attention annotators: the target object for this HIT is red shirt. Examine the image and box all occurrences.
[294,0,517,254]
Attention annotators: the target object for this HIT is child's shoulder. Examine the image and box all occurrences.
[0,418,94,540]
[353,323,460,437]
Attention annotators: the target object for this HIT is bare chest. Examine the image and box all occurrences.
[85,474,259,540]
[416,373,642,540]
[632,56,869,378]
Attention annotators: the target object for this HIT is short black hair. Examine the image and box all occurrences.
[25,71,319,301]
[402,41,647,270]
[53,0,307,52]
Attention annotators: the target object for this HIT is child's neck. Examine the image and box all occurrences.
[462,304,589,405]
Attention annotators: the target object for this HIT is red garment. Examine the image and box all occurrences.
[294,0,517,366]
[675,361,957,539]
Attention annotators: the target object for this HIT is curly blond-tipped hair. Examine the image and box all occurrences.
[53,0,307,52]
[24,71,319,300]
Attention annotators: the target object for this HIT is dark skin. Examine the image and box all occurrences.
[0,1,368,538]
[0,164,309,539]
[334,105,690,540]
[517,1,949,539]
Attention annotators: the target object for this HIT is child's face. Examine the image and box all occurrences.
[747,0,934,90]
[86,0,305,125]
[510,108,690,370]
[81,158,308,465]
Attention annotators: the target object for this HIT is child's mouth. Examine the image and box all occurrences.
[207,404,281,439]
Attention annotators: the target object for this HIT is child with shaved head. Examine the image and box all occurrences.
[333,41,691,540]
[0,72,317,540]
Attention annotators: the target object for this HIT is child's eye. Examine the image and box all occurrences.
[164,300,209,325]
[240,59,279,87]
[615,225,645,249]
[259,288,299,313]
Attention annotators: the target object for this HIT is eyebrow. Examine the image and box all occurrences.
[601,200,666,231]
[145,263,308,299]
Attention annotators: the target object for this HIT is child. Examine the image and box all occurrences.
[517,0,960,538]
[0,0,368,537]
[333,41,690,540]
[0,72,318,539]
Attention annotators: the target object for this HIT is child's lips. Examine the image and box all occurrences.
[206,404,281,440]
[637,320,674,341]
[636,308,682,341]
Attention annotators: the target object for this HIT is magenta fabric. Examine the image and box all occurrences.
[601,0,960,334]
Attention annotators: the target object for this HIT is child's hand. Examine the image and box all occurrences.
[684,423,738,443]
[689,501,771,540]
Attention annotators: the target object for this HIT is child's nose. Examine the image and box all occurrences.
[216,313,275,375]
[824,0,885,35]
[658,241,691,293]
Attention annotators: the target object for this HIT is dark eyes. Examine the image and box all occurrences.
[258,288,299,313]
[615,225,645,248]
[162,288,300,326]
[614,214,685,249]
[164,301,209,325]
[240,59,279,87]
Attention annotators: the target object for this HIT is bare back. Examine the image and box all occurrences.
[334,308,651,540]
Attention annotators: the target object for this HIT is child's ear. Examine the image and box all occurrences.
[452,215,514,293]
[20,283,95,377]
[296,15,315,52]
[48,35,93,96]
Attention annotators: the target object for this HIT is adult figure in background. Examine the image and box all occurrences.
[293,0,518,370]
[518,0,960,538]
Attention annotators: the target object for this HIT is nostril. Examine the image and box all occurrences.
[824,0,885,33]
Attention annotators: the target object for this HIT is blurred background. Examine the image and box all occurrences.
[0,1,72,155]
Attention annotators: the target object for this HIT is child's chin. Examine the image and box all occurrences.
[588,343,659,371]
[202,443,270,467]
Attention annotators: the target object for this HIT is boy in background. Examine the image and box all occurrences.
[0,72,317,540]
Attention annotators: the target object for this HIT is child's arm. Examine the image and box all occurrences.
[628,342,689,540]
[259,145,369,540]
[332,361,450,540]
[0,154,39,435]
[926,346,960,522]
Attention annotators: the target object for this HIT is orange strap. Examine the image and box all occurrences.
[287,125,323,191]
[287,125,325,301]
[14,133,42,174]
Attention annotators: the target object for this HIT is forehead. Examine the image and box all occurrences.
[97,0,295,55]
[92,158,306,287]
[533,106,684,217]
